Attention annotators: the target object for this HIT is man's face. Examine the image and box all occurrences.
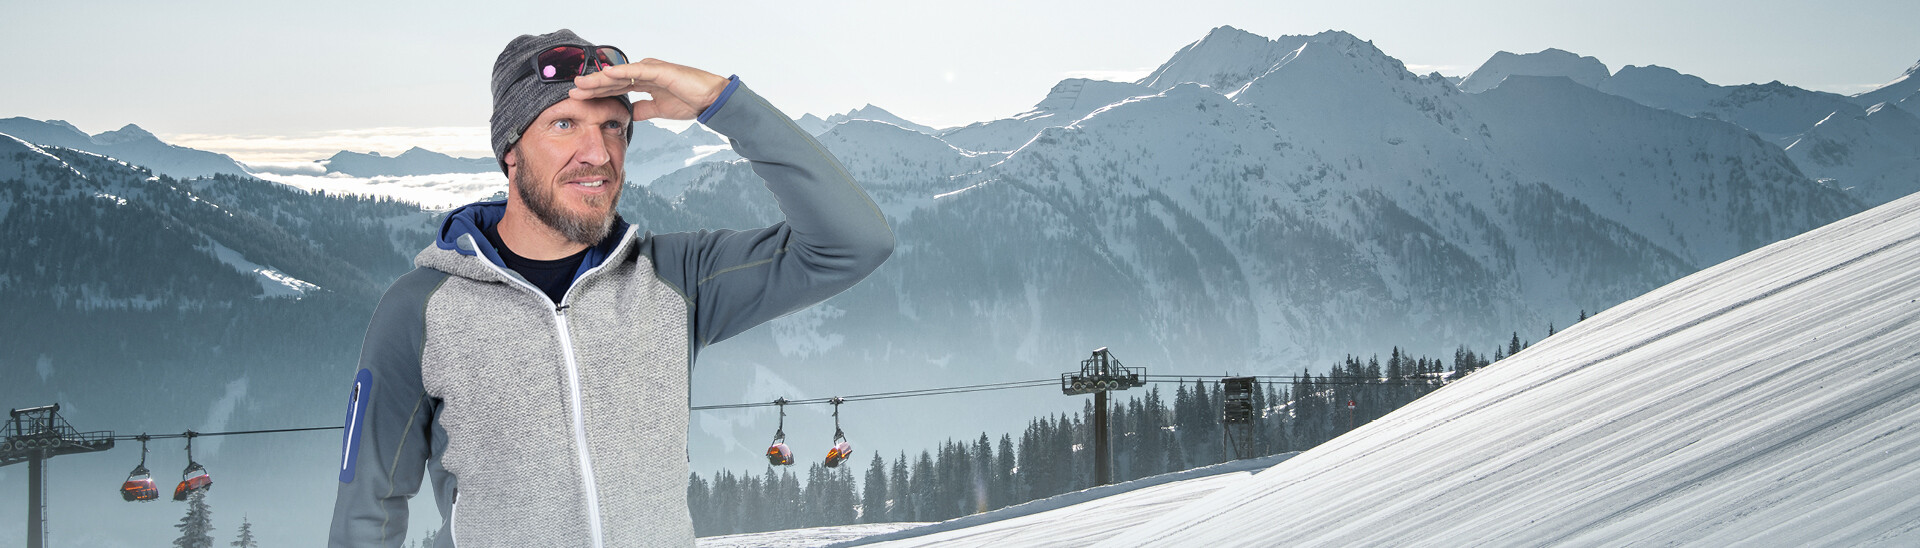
[507,96,631,245]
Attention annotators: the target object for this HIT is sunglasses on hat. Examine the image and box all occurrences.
[532,45,629,82]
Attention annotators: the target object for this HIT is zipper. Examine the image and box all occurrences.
[554,303,605,548]
[465,231,635,548]
[449,500,460,547]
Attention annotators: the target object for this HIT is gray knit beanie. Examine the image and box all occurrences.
[490,29,634,174]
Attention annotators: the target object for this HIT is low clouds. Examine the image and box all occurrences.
[161,126,491,166]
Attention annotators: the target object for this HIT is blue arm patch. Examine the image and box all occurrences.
[339,368,372,483]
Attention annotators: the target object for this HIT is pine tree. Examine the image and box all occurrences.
[688,472,713,534]
[971,433,993,515]
[230,516,257,548]
[411,528,440,548]
[173,489,215,548]
[993,433,1016,510]
[889,452,912,522]
[1509,332,1523,357]
[910,450,935,522]
[862,452,888,523]
[831,465,858,525]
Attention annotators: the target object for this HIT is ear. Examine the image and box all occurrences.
[504,148,520,168]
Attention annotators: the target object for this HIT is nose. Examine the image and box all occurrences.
[572,131,615,167]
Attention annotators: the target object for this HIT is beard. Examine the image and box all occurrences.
[514,163,623,246]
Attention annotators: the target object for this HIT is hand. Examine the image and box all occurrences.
[570,58,729,123]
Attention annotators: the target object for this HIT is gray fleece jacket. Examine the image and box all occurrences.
[329,80,893,547]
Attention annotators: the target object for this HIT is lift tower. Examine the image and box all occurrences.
[3,404,115,548]
[1061,348,1146,486]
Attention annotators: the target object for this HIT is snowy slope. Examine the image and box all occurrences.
[1087,190,1920,546]
[1457,48,1609,93]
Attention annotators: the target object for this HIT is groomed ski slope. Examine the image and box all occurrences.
[1092,191,1920,546]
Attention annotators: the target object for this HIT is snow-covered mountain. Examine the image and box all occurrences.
[1455,50,1920,211]
[1457,48,1608,93]
[1851,58,1920,107]
[640,26,1865,476]
[1091,183,1920,547]
[320,146,495,177]
[1134,25,1331,93]
[1451,51,1866,147]
[624,120,731,188]
[1784,101,1920,208]
[0,117,251,179]
[937,78,1153,153]
[826,105,940,135]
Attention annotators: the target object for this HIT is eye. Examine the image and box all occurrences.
[602,120,626,132]
[553,119,575,130]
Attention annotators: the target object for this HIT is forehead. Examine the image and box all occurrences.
[531,96,631,124]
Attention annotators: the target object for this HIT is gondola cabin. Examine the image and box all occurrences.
[121,473,159,502]
[173,465,212,501]
[823,440,853,468]
[766,442,794,466]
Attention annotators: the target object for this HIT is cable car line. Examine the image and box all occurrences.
[105,425,344,441]
[690,378,1058,410]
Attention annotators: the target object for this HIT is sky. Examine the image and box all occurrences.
[3,0,1917,164]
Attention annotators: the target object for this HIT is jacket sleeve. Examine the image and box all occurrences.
[649,78,895,349]
[330,267,447,547]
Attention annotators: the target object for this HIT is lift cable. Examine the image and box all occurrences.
[105,426,345,441]
[691,378,1058,410]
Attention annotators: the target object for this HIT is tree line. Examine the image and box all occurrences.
[687,326,1567,537]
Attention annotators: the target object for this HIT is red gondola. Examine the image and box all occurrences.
[766,398,794,466]
[120,435,159,502]
[172,432,212,501]
[823,397,852,468]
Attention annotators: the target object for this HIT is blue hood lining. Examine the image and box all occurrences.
[435,200,631,284]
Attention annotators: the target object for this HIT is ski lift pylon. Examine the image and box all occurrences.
[823,397,852,468]
[172,431,212,501]
[766,398,794,466]
[120,434,159,502]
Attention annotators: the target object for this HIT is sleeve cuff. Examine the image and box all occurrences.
[696,75,743,125]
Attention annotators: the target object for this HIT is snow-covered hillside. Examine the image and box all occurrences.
[1089,188,1920,546]
[0,117,250,179]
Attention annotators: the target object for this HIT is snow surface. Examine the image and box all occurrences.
[1087,191,1920,546]
[849,454,1292,547]
[203,236,321,298]
[700,524,927,548]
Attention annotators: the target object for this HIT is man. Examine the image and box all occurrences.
[329,29,893,547]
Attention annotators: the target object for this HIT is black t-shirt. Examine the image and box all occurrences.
[481,222,587,305]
